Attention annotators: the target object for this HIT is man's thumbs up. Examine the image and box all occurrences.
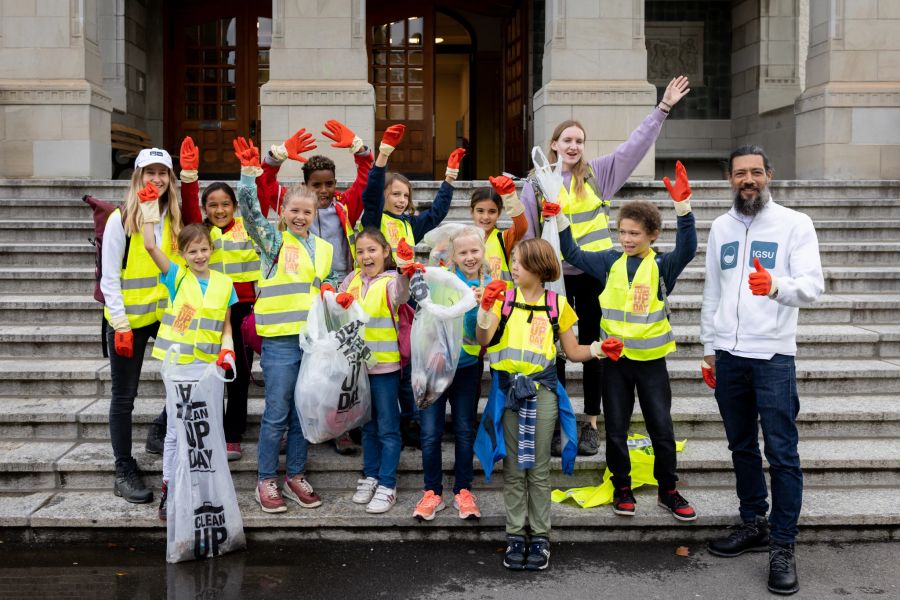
[749,257,778,297]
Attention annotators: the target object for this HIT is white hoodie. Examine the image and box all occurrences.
[700,199,825,357]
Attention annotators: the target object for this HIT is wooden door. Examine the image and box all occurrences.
[503,4,527,176]
[164,0,271,176]
[367,7,435,179]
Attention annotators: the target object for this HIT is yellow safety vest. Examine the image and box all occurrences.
[598,250,675,361]
[347,272,400,368]
[554,170,612,252]
[254,234,333,337]
[485,229,513,289]
[103,210,183,328]
[152,269,233,364]
[333,199,359,265]
[380,212,415,259]
[209,217,261,283]
[487,289,558,376]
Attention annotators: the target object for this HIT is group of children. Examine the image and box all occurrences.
[100,74,699,572]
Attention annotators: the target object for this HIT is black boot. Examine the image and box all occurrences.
[708,516,769,557]
[503,535,527,570]
[577,422,600,456]
[145,421,165,455]
[768,542,799,595]
[114,457,153,504]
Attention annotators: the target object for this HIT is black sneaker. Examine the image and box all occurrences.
[708,516,770,557]
[525,537,550,571]
[550,430,562,457]
[768,542,799,595]
[657,488,697,521]
[503,535,527,570]
[577,422,600,456]
[113,457,153,504]
[144,421,164,455]
[612,486,636,516]
[158,482,168,521]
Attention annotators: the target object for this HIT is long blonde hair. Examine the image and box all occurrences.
[122,167,182,242]
[547,119,588,197]
[446,225,490,286]
[278,185,317,232]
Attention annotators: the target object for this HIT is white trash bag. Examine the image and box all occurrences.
[295,292,372,444]
[423,222,469,267]
[410,268,477,409]
[531,146,564,203]
[163,346,245,564]
[540,214,567,298]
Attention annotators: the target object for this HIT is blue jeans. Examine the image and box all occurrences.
[715,351,802,544]
[362,371,402,489]
[420,361,482,495]
[257,335,308,481]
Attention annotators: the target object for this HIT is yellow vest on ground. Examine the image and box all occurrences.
[152,269,233,364]
[487,289,559,376]
[347,272,400,368]
[103,210,183,328]
[209,217,261,283]
[380,212,415,259]
[554,172,612,252]
[598,250,676,361]
[485,229,512,289]
[254,234,333,337]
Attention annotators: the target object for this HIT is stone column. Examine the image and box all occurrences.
[533,0,657,179]
[731,0,807,179]
[261,0,374,180]
[0,0,112,178]
[795,0,900,179]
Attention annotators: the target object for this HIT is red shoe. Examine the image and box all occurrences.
[226,442,242,461]
[613,486,636,516]
[255,478,287,513]
[658,489,697,521]
[283,474,322,508]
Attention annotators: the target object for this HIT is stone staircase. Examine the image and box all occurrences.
[1,178,899,543]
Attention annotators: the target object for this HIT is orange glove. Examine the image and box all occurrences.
[216,349,236,370]
[749,257,777,296]
[379,124,406,158]
[701,362,716,389]
[401,262,425,278]
[180,136,199,171]
[542,201,561,218]
[489,175,516,196]
[320,282,335,298]
[233,137,261,168]
[282,128,317,163]
[445,147,465,180]
[322,119,363,154]
[336,292,354,309]
[137,182,159,203]
[663,160,691,201]
[601,337,624,361]
[115,330,133,358]
[396,238,415,265]
[480,280,508,311]
[137,182,160,223]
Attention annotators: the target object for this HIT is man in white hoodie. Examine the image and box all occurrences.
[700,146,824,596]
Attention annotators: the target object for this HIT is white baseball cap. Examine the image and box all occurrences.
[135,148,173,170]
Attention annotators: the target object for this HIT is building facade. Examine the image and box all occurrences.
[1,0,898,181]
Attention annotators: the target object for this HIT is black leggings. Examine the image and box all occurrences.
[223,301,255,442]
[556,272,604,416]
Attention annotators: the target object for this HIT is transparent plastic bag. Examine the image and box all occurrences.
[540,215,567,298]
[422,222,469,267]
[295,293,372,443]
[531,146,564,203]
[162,346,245,564]
[410,268,477,409]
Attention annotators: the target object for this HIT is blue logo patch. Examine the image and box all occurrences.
[749,241,778,269]
[720,241,739,270]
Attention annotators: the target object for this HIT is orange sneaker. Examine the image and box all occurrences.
[453,489,481,520]
[413,490,446,521]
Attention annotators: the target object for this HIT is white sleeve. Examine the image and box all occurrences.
[100,215,127,320]
[699,225,721,356]
[775,216,825,308]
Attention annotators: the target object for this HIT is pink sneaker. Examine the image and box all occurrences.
[226,442,242,461]
[283,474,322,508]
[255,478,287,513]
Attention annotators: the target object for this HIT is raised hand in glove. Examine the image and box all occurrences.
[445,147,466,181]
[137,182,160,224]
[277,128,317,163]
[663,160,692,216]
[379,124,406,158]
[115,330,134,358]
[749,257,778,297]
[180,136,199,183]
[233,137,262,176]
[542,201,561,218]
[480,280,508,311]
[396,237,415,268]
[489,175,525,218]
[335,292,355,309]
[322,119,364,155]
[701,357,716,389]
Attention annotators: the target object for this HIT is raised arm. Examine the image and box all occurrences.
[233,137,281,262]
[360,124,405,229]
[658,160,698,293]
[489,175,529,256]
[321,119,374,226]
[138,182,171,274]
[178,136,203,225]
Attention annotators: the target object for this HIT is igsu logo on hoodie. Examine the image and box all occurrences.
[720,241,739,270]
[749,241,778,269]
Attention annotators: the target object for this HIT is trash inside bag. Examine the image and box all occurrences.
[423,222,469,267]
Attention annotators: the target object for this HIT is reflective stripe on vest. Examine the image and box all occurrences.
[334,200,358,264]
[103,210,183,329]
[487,289,558,376]
[485,228,513,289]
[209,218,261,283]
[380,213,415,259]
[598,250,676,361]
[347,273,399,368]
[152,269,233,364]
[254,234,333,337]
[555,175,613,252]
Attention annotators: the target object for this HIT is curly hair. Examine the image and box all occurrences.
[617,201,662,235]
[302,155,336,182]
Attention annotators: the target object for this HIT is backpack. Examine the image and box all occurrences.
[491,288,561,347]
[83,194,130,358]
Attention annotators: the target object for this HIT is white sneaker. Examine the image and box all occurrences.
[352,477,378,504]
[365,485,397,514]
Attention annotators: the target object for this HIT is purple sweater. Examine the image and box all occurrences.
[522,107,668,275]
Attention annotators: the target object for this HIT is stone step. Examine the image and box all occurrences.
[4,435,900,493]
[3,393,897,443]
[0,242,95,267]
[0,323,896,360]
[7,485,900,542]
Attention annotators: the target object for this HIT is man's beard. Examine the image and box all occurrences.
[733,185,770,216]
